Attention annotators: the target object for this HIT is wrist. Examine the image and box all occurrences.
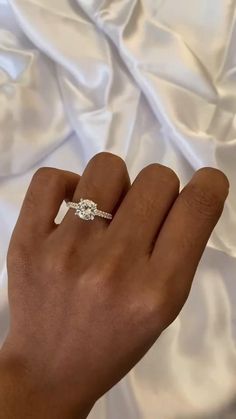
[0,349,92,419]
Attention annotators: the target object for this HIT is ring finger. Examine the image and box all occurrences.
[60,152,131,241]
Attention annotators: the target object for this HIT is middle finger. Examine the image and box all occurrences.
[107,164,180,254]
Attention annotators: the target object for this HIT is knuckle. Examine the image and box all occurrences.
[83,247,124,287]
[182,183,224,218]
[196,167,229,188]
[136,194,157,218]
[45,255,66,276]
[52,260,67,276]
[111,157,128,180]
[33,167,58,182]
[96,257,121,283]
[140,164,180,189]
[43,237,77,277]
[32,167,62,189]
[26,168,61,210]
[91,152,126,173]
[81,175,100,197]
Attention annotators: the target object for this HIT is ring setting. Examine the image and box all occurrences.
[66,199,113,221]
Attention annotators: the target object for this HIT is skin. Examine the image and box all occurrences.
[0,152,229,418]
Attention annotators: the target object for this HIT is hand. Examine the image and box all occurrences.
[0,152,229,418]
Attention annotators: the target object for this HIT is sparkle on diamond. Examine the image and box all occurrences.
[76,199,97,221]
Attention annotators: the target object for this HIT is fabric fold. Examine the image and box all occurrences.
[1,1,236,418]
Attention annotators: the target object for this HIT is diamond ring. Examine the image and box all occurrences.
[66,199,113,221]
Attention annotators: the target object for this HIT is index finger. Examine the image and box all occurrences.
[14,168,80,238]
[151,168,229,292]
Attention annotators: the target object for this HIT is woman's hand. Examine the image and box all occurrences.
[0,152,229,418]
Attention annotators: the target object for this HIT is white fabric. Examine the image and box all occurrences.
[0,0,236,417]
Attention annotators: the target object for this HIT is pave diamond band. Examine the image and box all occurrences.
[66,199,113,221]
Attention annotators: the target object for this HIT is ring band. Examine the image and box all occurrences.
[66,199,113,221]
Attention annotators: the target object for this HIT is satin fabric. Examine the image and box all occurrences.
[0,1,236,417]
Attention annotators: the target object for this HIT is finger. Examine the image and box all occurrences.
[107,164,180,254]
[15,168,80,237]
[60,152,131,238]
[151,168,229,293]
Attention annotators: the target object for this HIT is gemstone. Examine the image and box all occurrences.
[75,199,97,221]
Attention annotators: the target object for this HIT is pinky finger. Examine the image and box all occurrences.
[151,168,229,296]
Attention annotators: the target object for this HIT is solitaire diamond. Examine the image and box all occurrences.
[76,199,97,221]
[66,198,112,221]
